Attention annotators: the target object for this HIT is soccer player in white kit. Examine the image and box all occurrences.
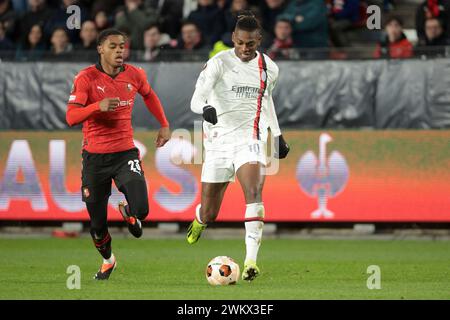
[186,13,290,281]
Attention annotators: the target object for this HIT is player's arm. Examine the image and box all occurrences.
[138,69,170,148]
[265,70,290,159]
[190,58,222,124]
[65,75,119,127]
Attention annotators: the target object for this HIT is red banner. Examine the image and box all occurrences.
[0,131,449,222]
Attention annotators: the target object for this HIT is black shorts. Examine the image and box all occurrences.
[81,148,146,203]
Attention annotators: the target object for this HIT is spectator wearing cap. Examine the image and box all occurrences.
[416,0,450,42]
[374,16,413,59]
[267,18,294,60]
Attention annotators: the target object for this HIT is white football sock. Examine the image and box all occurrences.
[244,202,265,263]
[103,253,115,265]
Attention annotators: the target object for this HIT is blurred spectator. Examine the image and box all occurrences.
[183,0,198,18]
[91,0,123,16]
[94,10,111,32]
[0,0,16,41]
[187,0,223,45]
[49,27,73,58]
[138,23,172,61]
[416,17,450,57]
[328,0,361,47]
[0,20,14,51]
[145,0,183,39]
[267,17,294,60]
[44,0,89,43]
[115,0,158,50]
[374,16,413,59]
[10,0,28,14]
[209,39,231,57]
[281,0,329,48]
[15,23,46,60]
[384,0,395,12]
[215,0,249,46]
[18,0,54,40]
[74,20,97,61]
[174,20,205,50]
[259,0,288,40]
[75,20,98,50]
[416,0,450,42]
[424,16,450,45]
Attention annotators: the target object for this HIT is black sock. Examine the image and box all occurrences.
[86,199,112,260]
[90,229,112,260]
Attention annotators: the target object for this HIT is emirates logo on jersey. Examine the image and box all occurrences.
[231,85,260,99]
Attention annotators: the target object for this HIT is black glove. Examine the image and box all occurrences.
[202,105,217,125]
[274,135,290,159]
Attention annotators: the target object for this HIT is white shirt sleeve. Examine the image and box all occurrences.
[264,70,282,137]
[190,58,223,114]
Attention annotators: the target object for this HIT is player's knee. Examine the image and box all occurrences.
[244,185,263,203]
[132,200,149,220]
[90,224,108,239]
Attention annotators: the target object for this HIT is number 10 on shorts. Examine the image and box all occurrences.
[248,142,261,155]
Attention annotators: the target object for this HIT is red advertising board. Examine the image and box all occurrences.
[0,131,449,222]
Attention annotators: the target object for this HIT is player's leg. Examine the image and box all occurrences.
[236,162,266,281]
[81,151,116,280]
[117,179,149,238]
[187,146,234,244]
[114,148,148,238]
[187,182,229,244]
[85,197,116,280]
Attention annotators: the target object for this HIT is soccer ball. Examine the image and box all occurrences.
[205,256,240,286]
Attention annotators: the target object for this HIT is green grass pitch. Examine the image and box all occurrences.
[0,238,449,300]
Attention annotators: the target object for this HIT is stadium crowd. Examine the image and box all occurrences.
[0,0,449,61]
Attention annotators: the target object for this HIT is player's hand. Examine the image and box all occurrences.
[274,135,290,159]
[202,105,217,125]
[156,126,170,148]
[99,98,120,112]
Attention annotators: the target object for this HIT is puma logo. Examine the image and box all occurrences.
[97,85,106,93]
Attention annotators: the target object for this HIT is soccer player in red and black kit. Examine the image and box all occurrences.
[66,29,171,280]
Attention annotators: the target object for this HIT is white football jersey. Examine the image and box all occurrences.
[191,49,281,148]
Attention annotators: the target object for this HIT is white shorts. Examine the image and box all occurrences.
[201,139,267,183]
